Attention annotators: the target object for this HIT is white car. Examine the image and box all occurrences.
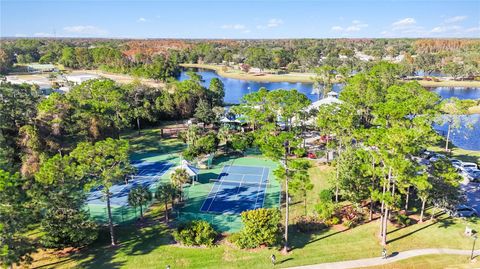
[460,162,478,172]
[450,159,463,169]
[466,169,480,183]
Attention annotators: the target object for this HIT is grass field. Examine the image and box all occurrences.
[28,206,480,269]
[429,140,480,164]
[180,63,316,83]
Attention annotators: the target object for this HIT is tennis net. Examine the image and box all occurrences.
[209,179,270,188]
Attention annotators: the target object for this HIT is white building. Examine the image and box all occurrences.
[307,92,344,112]
[65,74,99,84]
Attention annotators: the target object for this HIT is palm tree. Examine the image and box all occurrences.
[186,125,200,147]
[170,168,190,201]
[128,185,152,219]
[155,183,176,222]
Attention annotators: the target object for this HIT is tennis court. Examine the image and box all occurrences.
[200,165,270,214]
[87,160,172,207]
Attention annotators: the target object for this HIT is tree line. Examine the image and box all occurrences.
[1,38,479,79]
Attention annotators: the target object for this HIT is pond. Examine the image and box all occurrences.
[178,69,480,151]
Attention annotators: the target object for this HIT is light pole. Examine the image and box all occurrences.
[471,234,478,261]
[282,140,289,254]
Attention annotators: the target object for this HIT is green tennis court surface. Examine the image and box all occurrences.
[178,156,281,233]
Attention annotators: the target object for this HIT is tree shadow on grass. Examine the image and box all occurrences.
[70,213,173,268]
[386,215,453,245]
[289,227,348,251]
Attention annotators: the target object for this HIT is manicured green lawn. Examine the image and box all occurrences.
[29,205,480,269]
[429,141,480,164]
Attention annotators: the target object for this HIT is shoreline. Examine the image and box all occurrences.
[180,63,315,83]
[180,63,480,87]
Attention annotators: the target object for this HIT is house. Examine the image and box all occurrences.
[306,91,344,112]
[64,74,100,84]
[26,63,57,73]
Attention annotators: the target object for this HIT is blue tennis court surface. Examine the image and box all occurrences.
[200,165,270,214]
[87,161,172,206]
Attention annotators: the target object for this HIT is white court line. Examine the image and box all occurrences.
[206,180,224,212]
[201,164,230,212]
[260,168,269,208]
[253,167,266,209]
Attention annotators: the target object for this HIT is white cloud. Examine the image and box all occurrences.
[14,33,27,37]
[430,25,461,33]
[257,18,284,29]
[267,18,283,28]
[331,20,368,33]
[444,16,467,23]
[34,32,54,37]
[392,18,416,27]
[137,17,147,23]
[465,27,480,33]
[63,25,107,35]
[221,24,246,30]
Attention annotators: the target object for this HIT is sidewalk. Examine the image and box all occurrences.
[286,248,480,269]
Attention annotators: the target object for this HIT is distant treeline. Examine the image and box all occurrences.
[1,38,479,78]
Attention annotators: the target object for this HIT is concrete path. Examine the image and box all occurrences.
[286,248,479,269]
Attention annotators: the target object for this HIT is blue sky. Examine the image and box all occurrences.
[1,0,479,38]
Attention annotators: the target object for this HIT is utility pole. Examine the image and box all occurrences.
[282,140,289,254]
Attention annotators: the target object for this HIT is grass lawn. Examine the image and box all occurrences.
[429,141,480,164]
[28,206,480,269]
[289,161,334,220]
[364,254,478,269]
[180,63,316,83]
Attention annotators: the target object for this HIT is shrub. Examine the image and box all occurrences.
[182,147,199,161]
[173,220,218,247]
[395,214,412,227]
[294,147,307,157]
[293,216,326,232]
[315,190,336,222]
[342,219,355,229]
[325,216,340,226]
[230,208,281,249]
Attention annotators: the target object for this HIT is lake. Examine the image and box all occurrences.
[178,68,480,103]
[178,69,480,150]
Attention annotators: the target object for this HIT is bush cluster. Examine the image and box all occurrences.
[293,216,327,233]
[173,220,218,247]
[230,208,281,249]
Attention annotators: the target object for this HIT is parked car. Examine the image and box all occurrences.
[412,156,430,166]
[460,162,479,172]
[450,159,463,169]
[453,205,478,218]
[466,170,480,183]
[420,150,434,159]
[429,153,446,162]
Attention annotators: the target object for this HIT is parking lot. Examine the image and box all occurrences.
[462,183,480,213]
